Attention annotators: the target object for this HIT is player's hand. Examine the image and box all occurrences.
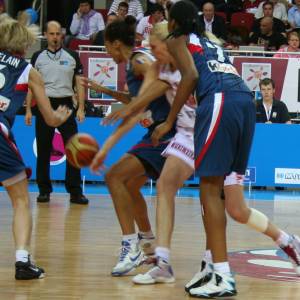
[76,107,85,123]
[52,105,72,126]
[25,111,32,126]
[90,149,107,174]
[103,107,133,125]
[151,121,172,146]
[80,77,104,92]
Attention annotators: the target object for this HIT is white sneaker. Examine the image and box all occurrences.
[132,257,175,284]
[189,272,237,298]
[111,241,143,276]
[185,260,213,292]
[138,233,155,256]
[280,234,300,275]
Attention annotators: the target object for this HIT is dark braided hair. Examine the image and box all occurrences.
[104,15,137,47]
[168,0,204,38]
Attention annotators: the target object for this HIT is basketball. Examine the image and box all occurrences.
[65,133,99,169]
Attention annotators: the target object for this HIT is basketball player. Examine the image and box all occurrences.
[0,19,71,279]
[147,1,300,298]
[83,16,175,276]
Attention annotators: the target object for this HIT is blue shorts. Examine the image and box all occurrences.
[128,137,170,180]
[0,124,26,183]
[194,91,255,177]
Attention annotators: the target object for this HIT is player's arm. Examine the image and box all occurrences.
[90,113,143,172]
[104,60,169,124]
[81,77,132,104]
[24,89,33,126]
[75,74,86,122]
[28,68,71,127]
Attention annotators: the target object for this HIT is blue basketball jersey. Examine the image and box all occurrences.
[126,47,173,136]
[187,34,251,102]
[0,51,31,129]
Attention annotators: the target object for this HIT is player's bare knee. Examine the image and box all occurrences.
[226,205,249,224]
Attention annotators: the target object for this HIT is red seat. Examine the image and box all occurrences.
[96,8,109,22]
[69,39,92,51]
[231,12,254,32]
[215,11,227,22]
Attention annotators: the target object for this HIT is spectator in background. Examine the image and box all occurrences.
[288,0,300,29]
[250,1,286,37]
[106,12,119,24]
[108,0,144,21]
[255,0,288,24]
[136,3,165,44]
[274,30,300,57]
[70,0,105,41]
[117,1,129,19]
[199,2,227,41]
[256,78,291,123]
[249,16,287,50]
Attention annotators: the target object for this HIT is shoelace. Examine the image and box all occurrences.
[119,245,131,262]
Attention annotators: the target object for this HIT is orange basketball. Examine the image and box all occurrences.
[65,133,99,169]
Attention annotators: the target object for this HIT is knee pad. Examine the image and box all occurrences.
[246,208,269,233]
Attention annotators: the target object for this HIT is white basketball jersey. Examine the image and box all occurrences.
[158,64,196,137]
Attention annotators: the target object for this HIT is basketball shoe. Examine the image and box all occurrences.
[138,233,155,256]
[189,272,237,298]
[132,257,175,284]
[280,234,300,275]
[185,260,213,292]
[111,240,143,276]
[15,256,45,280]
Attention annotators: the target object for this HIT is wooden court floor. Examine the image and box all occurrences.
[0,191,299,299]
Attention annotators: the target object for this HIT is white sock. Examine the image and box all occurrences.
[204,250,212,264]
[122,233,138,244]
[139,230,154,239]
[276,230,290,247]
[16,249,29,263]
[213,262,231,276]
[155,246,170,263]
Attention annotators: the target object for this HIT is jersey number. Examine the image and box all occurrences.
[205,41,225,63]
[0,65,11,112]
[0,65,6,89]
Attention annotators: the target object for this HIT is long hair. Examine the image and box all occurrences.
[0,18,37,55]
[168,0,204,38]
[104,15,137,47]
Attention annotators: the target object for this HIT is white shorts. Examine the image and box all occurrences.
[162,132,194,169]
[224,171,244,186]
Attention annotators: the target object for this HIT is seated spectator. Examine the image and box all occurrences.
[256,78,291,123]
[108,0,144,21]
[288,0,300,29]
[249,16,287,50]
[117,1,129,19]
[250,1,286,37]
[70,0,105,41]
[136,3,165,44]
[106,13,119,24]
[274,30,300,57]
[255,0,288,24]
[199,2,227,41]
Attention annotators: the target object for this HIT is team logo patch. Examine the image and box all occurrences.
[229,248,300,282]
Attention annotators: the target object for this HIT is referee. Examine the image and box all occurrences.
[25,21,88,205]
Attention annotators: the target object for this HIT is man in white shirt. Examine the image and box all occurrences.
[136,3,165,43]
[70,0,105,40]
[255,0,288,23]
[108,0,144,21]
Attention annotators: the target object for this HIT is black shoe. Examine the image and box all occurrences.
[15,256,45,280]
[37,193,50,203]
[70,194,89,205]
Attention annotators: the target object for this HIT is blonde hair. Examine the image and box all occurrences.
[288,31,300,41]
[0,18,37,55]
[151,21,169,41]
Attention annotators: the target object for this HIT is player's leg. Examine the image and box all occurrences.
[126,175,155,255]
[35,108,55,202]
[105,154,147,276]
[224,176,300,276]
[4,176,44,279]
[133,155,193,284]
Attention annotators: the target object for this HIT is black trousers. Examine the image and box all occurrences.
[35,97,82,195]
